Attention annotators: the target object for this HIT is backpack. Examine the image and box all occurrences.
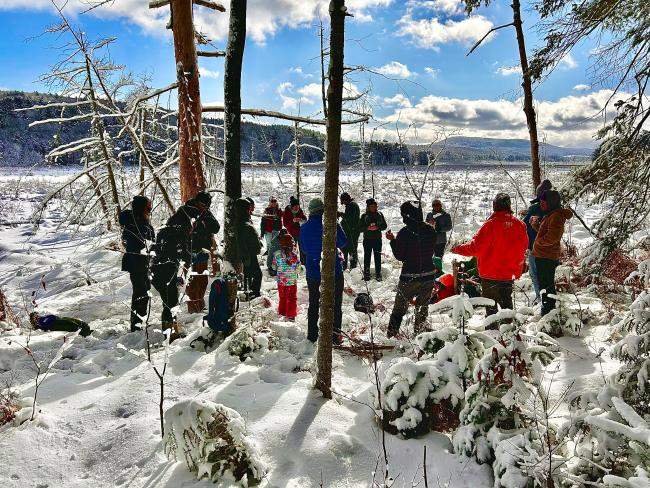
[354,293,375,314]
[190,277,238,350]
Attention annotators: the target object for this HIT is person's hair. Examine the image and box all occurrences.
[132,195,151,217]
[340,192,351,203]
[432,199,442,208]
[541,190,561,210]
[493,193,512,212]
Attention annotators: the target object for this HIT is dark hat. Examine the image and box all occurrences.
[279,233,294,248]
[340,192,352,203]
[366,198,377,207]
[541,189,561,210]
[246,197,255,207]
[400,201,423,223]
[536,179,552,199]
[493,193,512,212]
[132,195,151,216]
[194,191,212,206]
[289,196,300,207]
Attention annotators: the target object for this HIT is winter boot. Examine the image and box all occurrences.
[363,269,371,281]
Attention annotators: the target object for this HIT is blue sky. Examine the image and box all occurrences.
[0,0,616,147]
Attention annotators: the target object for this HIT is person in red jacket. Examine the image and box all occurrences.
[452,193,528,316]
[283,196,307,263]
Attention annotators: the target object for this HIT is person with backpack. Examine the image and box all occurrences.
[29,312,92,337]
[386,201,438,337]
[261,196,284,277]
[283,196,307,263]
[235,197,263,299]
[358,198,388,281]
[151,208,193,341]
[272,232,300,321]
[523,179,552,304]
[452,193,528,318]
[186,191,220,313]
[530,190,573,316]
[118,195,155,332]
[338,192,360,270]
[299,197,347,344]
[425,199,453,258]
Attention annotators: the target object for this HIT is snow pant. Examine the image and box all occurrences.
[152,264,179,326]
[363,238,382,279]
[129,270,150,331]
[278,283,298,319]
[306,274,343,342]
[244,258,262,298]
[481,278,514,316]
[265,231,280,276]
[186,259,208,313]
[528,253,541,300]
[535,257,559,316]
[433,242,446,259]
[343,246,358,270]
[388,278,436,336]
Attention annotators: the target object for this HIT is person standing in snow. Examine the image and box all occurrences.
[358,198,388,281]
[530,190,573,316]
[386,201,438,337]
[260,196,284,277]
[235,197,263,299]
[271,232,300,321]
[425,199,453,258]
[151,208,193,340]
[299,198,347,344]
[452,193,528,318]
[338,192,360,270]
[119,195,155,332]
[522,179,552,304]
[185,191,220,313]
[283,196,307,264]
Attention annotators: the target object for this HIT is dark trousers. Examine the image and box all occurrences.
[306,274,343,342]
[535,257,559,316]
[388,278,435,335]
[244,258,262,297]
[481,278,514,316]
[152,266,179,326]
[129,271,150,330]
[343,247,358,270]
[363,238,382,278]
[433,242,446,258]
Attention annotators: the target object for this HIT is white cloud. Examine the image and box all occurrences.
[277,82,299,110]
[383,93,412,108]
[559,54,578,69]
[573,84,591,91]
[397,12,494,50]
[199,67,220,79]
[409,0,463,15]
[496,65,521,76]
[297,83,322,101]
[424,67,439,78]
[376,61,412,78]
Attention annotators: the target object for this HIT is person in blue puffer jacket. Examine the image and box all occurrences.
[299,198,347,344]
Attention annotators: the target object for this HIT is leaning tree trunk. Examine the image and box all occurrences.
[316,0,346,399]
[512,0,541,189]
[171,0,206,202]
[223,0,247,270]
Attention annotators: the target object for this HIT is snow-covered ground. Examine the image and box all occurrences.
[0,165,620,487]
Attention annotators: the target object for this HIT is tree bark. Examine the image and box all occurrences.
[315,0,346,399]
[223,0,247,270]
[171,0,206,202]
[512,0,541,189]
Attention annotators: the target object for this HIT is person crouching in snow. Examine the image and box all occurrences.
[30,312,92,337]
[272,232,300,321]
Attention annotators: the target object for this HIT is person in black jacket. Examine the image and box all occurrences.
[425,199,452,258]
[151,209,192,339]
[186,191,220,313]
[338,192,360,270]
[386,201,437,337]
[119,195,155,332]
[358,198,388,281]
[235,197,263,298]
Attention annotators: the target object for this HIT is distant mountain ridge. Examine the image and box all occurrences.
[0,90,591,167]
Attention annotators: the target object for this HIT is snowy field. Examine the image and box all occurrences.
[0,164,620,487]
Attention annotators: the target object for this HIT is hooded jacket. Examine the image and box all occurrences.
[187,205,220,254]
[299,213,347,280]
[119,209,155,273]
[532,208,573,260]
[235,198,262,267]
[151,210,192,281]
[390,221,437,279]
[340,200,361,247]
[453,211,528,281]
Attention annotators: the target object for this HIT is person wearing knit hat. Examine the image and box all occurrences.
[282,196,307,264]
[358,197,388,281]
[338,192,361,270]
[523,179,553,303]
[271,232,300,320]
[299,197,348,344]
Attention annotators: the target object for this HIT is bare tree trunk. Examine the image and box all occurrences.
[223,0,247,269]
[171,0,206,202]
[360,122,366,191]
[512,0,541,189]
[316,0,346,399]
[294,121,301,200]
[138,108,147,195]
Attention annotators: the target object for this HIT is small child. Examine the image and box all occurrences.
[272,232,300,320]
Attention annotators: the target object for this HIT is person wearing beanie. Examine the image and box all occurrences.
[299,197,347,344]
[531,190,573,316]
[271,233,300,320]
[358,198,388,281]
[425,199,453,258]
[283,196,307,263]
[260,196,284,277]
[235,197,263,299]
[185,191,220,313]
[385,200,437,337]
[118,195,154,332]
[452,192,528,319]
[338,192,361,270]
[523,179,553,303]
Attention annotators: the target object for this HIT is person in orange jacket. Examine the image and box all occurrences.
[452,193,528,316]
[530,190,573,316]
